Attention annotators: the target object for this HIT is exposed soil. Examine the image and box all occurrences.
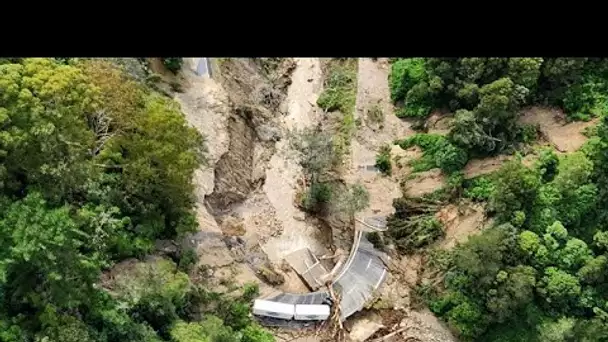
[353,58,414,151]
[436,202,487,249]
[347,59,457,341]
[519,106,599,153]
[404,169,446,198]
[256,58,332,263]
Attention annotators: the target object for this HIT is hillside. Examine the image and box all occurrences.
[1,57,608,342]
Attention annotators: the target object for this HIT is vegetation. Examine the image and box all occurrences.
[292,128,369,218]
[386,197,444,254]
[416,118,608,341]
[375,144,392,175]
[162,58,184,74]
[395,133,468,174]
[0,58,273,342]
[389,58,608,159]
[384,58,608,341]
[366,103,385,124]
[297,60,368,220]
[463,174,496,202]
[317,58,358,159]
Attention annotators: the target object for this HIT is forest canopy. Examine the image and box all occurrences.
[0,58,273,342]
[386,58,608,341]
[389,58,608,158]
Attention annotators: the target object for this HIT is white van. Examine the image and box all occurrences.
[294,304,331,320]
[252,300,295,320]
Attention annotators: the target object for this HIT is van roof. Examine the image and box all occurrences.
[253,300,294,314]
[295,304,330,315]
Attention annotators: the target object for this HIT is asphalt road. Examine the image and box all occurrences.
[264,230,388,323]
[197,58,210,76]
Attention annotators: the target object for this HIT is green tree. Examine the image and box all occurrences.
[0,58,99,202]
[389,58,426,102]
[0,193,102,312]
[489,158,541,222]
[539,267,581,308]
[508,58,543,90]
[536,317,576,342]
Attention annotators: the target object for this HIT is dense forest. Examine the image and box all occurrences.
[0,59,273,342]
[387,58,608,341]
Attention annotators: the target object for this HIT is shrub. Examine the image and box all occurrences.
[519,123,540,144]
[389,58,427,102]
[178,248,199,272]
[463,175,496,201]
[162,57,183,74]
[301,181,333,214]
[317,60,356,114]
[242,283,260,302]
[396,134,468,174]
[375,145,392,175]
[434,140,469,174]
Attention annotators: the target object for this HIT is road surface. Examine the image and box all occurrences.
[196,58,211,76]
[260,224,389,324]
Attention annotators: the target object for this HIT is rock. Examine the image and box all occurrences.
[256,264,285,285]
[221,216,246,236]
[252,165,267,184]
[348,312,385,342]
[374,273,410,311]
[293,211,306,221]
[256,124,282,142]
[154,240,178,255]
[183,232,235,268]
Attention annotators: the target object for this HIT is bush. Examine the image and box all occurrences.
[301,181,333,214]
[375,145,392,175]
[241,324,275,342]
[396,134,468,174]
[178,248,199,272]
[389,58,427,102]
[162,57,183,74]
[367,232,386,251]
[242,283,260,302]
[435,140,469,174]
[317,60,356,114]
[463,176,496,201]
[519,123,540,144]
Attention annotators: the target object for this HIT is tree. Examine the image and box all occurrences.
[507,58,543,90]
[536,317,576,342]
[389,58,426,102]
[489,158,541,222]
[0,193,102,312]
[170,321,212,342]
[98,93,205,239]
[485,265,537,323]
[539,267,581,308]
[241,324,275,342]
[577,255,608,284]
[0,58,99,202]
